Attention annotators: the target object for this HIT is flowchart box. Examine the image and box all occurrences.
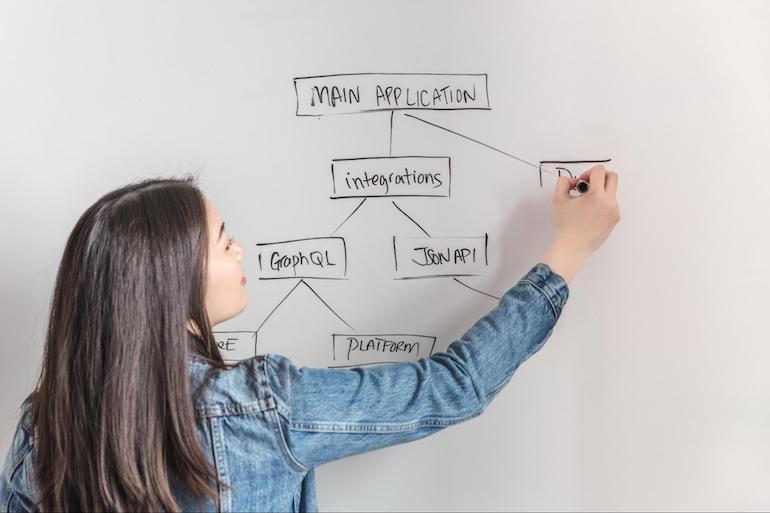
[331,156,451,199]
[393,235,488,279]
[294,73,490,116]
[257,237,347,280]
[213,331,256,362]
[538,159,612,187]
[329,333,437,368]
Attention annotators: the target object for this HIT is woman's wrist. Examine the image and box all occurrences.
[541,242,588,285]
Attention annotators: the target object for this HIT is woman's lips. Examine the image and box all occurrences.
[241,276,246,285]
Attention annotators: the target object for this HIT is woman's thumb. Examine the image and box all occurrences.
[553,176,571,203]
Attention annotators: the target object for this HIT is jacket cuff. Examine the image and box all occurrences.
[520,262,570,320]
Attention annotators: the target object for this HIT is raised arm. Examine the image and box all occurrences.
[265,165,620,471]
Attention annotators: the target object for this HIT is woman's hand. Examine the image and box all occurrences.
[541,164,621,284]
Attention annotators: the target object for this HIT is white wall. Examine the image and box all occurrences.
[1,1,768,510]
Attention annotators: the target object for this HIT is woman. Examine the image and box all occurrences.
[0,166,619,512]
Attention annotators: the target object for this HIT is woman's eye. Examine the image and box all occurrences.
[226,237,234,250]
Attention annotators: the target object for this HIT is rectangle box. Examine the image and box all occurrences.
[294,73,489,116]
[331,156,451,199]
[330,333,437,368]
[393,235,488,279]
[538,159,611,188]
[213,331,256,362]
[257,237,347,280]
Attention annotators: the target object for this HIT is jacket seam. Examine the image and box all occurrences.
[205,417,219,512]
[211,416,232,512]
[194,399,274,419]
[262,355,310,473]
[268,407,311,473]
[262,355,289,414]
[289,407,486,433]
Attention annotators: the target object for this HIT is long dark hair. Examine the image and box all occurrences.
[30,175,232,512]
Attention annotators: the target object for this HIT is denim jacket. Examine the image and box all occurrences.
[1,262,569,512]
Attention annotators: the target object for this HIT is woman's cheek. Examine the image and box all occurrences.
[217,260,242,289]
[207,260,227,293]
[225,261,241,284]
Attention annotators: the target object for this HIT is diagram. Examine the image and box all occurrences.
[213,73,610,368]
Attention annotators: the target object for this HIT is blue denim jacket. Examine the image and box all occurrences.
[1,262,568,512]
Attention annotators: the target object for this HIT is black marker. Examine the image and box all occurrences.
[573,179,590,194]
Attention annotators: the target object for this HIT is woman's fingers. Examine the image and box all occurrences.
[588,165,607,193]
[605,171,618,197]
[567,165,617,195]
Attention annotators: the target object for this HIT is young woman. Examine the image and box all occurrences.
[0,166,619,512]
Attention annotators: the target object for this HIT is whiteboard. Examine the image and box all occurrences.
[1,1,769,510]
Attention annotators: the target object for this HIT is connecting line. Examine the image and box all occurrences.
[452,278,501,301]
[389,111,394,157]
[256,279,356,334]
[403,113,560,177]
[299,279,356,332]
[392,201,500,301]
[331,198,367,236]
[391,201,500,301]
[392,201,431,237]
[256,280,304,334]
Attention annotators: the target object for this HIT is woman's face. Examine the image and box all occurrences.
[202,196,247,326]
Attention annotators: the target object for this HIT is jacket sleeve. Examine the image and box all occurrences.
[1,395,37,512]
[264,262,570,470]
